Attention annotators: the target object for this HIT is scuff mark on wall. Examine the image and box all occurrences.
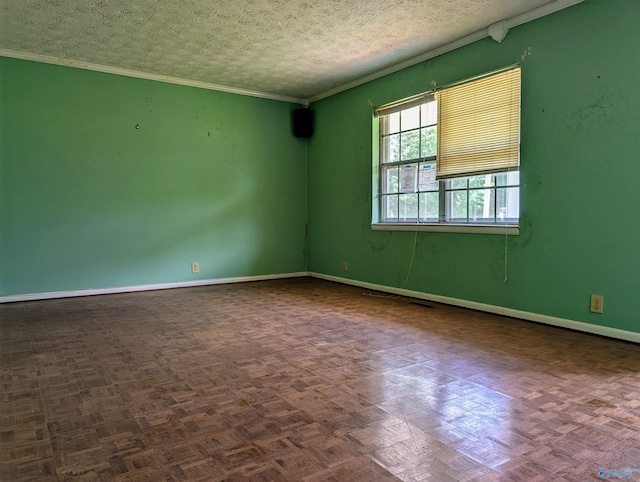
[564,92,614,134]
[515,214,533,249]
[524,172,543,196]
[367,230,391,252]
[554,76,616,139]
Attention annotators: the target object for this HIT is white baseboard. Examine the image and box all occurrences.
[309,272,640,344]
[0,272,309,303]
[4,270,636,345]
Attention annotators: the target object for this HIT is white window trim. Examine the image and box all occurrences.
[372,66,521,234]
[371,223,519,235]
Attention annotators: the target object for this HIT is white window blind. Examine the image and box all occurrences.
[437,67,521,179]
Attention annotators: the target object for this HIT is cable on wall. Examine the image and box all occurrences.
[504,224,509,282]
[403,229,419,288]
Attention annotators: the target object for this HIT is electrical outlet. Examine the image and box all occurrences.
[342,261,348,271]
[191,262,199,274]
[590,294,603,314]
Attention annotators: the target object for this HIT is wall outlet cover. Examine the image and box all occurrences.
[590,294,603,314]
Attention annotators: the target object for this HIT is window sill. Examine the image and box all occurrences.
[371,223,519,235]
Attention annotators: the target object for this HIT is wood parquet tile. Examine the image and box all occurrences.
[2,278,640,481]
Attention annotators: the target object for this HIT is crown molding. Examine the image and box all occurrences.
[307,0,585,103]
[0,48,307,105]
[0,0,583,105]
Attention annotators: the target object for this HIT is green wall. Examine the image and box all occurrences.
[307,0,640,333]
[2,0,639,336]
[0,57,307,296]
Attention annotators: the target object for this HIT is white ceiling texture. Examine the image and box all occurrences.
[0,0,582,103]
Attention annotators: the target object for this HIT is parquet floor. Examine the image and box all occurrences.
[2,278,640,481]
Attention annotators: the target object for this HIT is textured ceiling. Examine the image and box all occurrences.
[2,0,567,101]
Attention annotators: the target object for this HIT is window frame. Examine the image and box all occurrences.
[372,67,521,235]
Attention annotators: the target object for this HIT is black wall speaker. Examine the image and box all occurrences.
[292,108,314,138]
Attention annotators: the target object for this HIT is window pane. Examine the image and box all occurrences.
[469,189,495,222]
[399,193,418,220]
[419,192,439,220]
[449,177,467,190]
[421,100,437,126]
[387,112,400,134]
[383,166,399,194]
[401,130,420,161]
[383,195,398,220]
[420,126,437,158]
[401,106,420,131]
[378,78,520,227]
[496,171,520,186]
[382,134,400,163]
[468,174,494,188]
[497,187,519,221]
[509,171,520,185]
[447,190,467,221]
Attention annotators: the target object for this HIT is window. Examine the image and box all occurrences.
[374,67,521,232]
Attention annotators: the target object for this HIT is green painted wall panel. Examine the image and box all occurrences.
[0,58,307,295]
[307,0,640,333]
[3,0,639,336]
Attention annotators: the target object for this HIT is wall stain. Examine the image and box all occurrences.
[515,214,533,249]
[489,248,505,277]
[368,230,391,252]
[562,88,615,134]
[524,172,542,196]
